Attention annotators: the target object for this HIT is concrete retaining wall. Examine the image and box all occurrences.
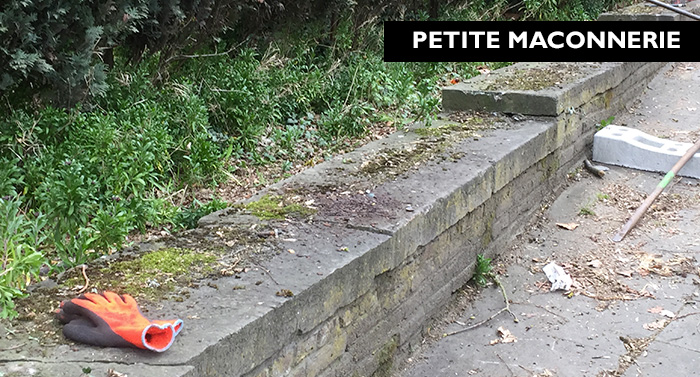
[0,62,665,377]
[213,63,665,377]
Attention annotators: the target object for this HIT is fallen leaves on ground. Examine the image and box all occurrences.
[490,326,517,345]
[636,252,695,277]
[556,222,579,230]
[588,259,602,268]
[647,306,675,318]
[643,319,667,331]
[276,289,294,298]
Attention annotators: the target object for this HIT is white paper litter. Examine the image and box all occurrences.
[543,262,573,291]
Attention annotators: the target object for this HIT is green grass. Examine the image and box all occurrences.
[578,206,596,217]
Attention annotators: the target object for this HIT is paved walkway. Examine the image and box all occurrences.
[396,62,700,377]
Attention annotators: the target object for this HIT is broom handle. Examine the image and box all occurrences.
[612,138,700,242]
[645,0,700,21]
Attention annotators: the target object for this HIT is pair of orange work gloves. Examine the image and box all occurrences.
[56,292,183,352]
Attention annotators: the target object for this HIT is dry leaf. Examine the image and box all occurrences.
[643,319,667,330]
[660,309,675,318]
[556,222,579,230]
[637,253,672,276]
[108,370,128,377]
[648,306,664,314]
[490,326,517,345]
[617,269,633,278]
[588,259,602,268]
[476,65,491,75]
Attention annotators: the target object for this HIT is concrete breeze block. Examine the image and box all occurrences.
[593,125,700,178]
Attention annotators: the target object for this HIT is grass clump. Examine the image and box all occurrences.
[578,206,596,217]
[473,254,494,287]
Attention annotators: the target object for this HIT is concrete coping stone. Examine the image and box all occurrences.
[441,62,650,116]
[0,62,664,377]
[593,124,700,178]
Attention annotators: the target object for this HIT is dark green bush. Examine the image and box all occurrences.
[0,0,149,107]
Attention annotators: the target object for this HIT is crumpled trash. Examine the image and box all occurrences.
[542,262,573,291]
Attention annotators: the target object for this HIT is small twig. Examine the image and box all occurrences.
[252,263,279,286]
[128,98,147,109]
[492,273,519,323]
[445,273,518,337]
[512,301,569,323]
[76,264,90,294]
[164,36,250,65]
[445,307,508,336]
[495,353,515,376]
[518,364,535,375]
[164,47,234,64]
[674,311,700,320]
[342,63,362,110]
[0,342,25,351]
[207,88,250,94]
[220,168,242,186]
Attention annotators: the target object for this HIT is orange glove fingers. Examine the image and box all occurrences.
[120,293,140,310]
[81,292,111,306]
[101,291,126,305]
[56,299,103,325]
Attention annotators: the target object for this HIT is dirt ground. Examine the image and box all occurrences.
[396,62,700,377]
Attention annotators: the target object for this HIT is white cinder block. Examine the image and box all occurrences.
[593,125,700,179]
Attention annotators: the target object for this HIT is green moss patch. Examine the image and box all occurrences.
[100,247,217,297]
[244,194,316,220]
[55,247,219,301]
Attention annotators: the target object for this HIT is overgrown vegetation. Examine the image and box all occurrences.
[0,0,624,318]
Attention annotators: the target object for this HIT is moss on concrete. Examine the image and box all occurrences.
[244,194,316,220]
[480,212,495,248]
[372,335,400,377]
[54,247,218,302]
[360,113,499,183]
[538,155,561,182]
[484,63,583,91]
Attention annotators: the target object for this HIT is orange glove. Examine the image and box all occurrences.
[56,292,183,352]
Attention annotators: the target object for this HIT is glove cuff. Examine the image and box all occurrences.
[151,318,184,337]
[141,322,178,352]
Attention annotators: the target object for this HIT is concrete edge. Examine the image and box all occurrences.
[441,62,658,116]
